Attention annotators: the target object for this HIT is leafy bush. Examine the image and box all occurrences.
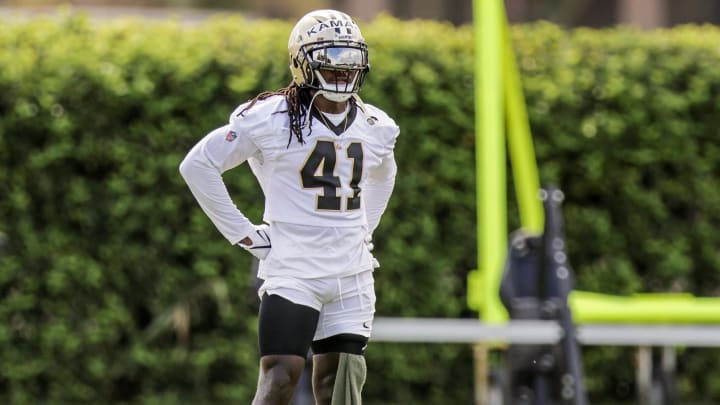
[2,11,720,404]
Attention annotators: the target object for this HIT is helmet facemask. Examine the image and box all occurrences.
[296,41,369,102]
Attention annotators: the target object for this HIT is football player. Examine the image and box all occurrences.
[179,9,399,405]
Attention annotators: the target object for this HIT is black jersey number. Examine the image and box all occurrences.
[301,141,363,211]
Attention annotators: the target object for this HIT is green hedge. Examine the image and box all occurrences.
[2,11,720,404]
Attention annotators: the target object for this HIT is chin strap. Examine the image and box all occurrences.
[351,94,369,116]
[303,90,323,129]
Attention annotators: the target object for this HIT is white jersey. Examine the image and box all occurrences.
[231,96,397,227]
[179,94,399,279]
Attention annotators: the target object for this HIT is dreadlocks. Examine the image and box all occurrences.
[236,82,315,147]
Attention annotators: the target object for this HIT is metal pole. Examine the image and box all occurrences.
[637,346,653,405]
[473,344,489,405]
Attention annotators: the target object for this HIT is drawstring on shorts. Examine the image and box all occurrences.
[355,273,365,310]
[337,278,345,309]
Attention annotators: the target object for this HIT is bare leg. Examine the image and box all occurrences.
[253,354,307,405]
[312,352,340,405]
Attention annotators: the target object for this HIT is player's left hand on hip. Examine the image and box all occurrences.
[364,233,374,252]
[238,223,272,260]
[364,234,380,268]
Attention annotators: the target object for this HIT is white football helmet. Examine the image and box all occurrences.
[288,9,370,102]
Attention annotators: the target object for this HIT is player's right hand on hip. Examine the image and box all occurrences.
[238,223,272,260]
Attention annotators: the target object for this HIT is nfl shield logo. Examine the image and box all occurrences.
[225,130,237,142]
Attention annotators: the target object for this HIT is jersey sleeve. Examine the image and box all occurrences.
[178,123,261,245]
[363,105,400,235]
[363,154,397,235]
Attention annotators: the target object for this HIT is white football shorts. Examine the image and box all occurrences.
[258,270,376,340]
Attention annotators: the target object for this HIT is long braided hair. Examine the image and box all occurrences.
[236,82,315,147]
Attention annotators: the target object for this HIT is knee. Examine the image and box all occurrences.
[264,366,295,392]
[313,369,337,403]
[312,352,367,405]
[260,355,306,392]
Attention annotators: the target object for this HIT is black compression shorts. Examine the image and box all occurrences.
[258,293,368,357]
